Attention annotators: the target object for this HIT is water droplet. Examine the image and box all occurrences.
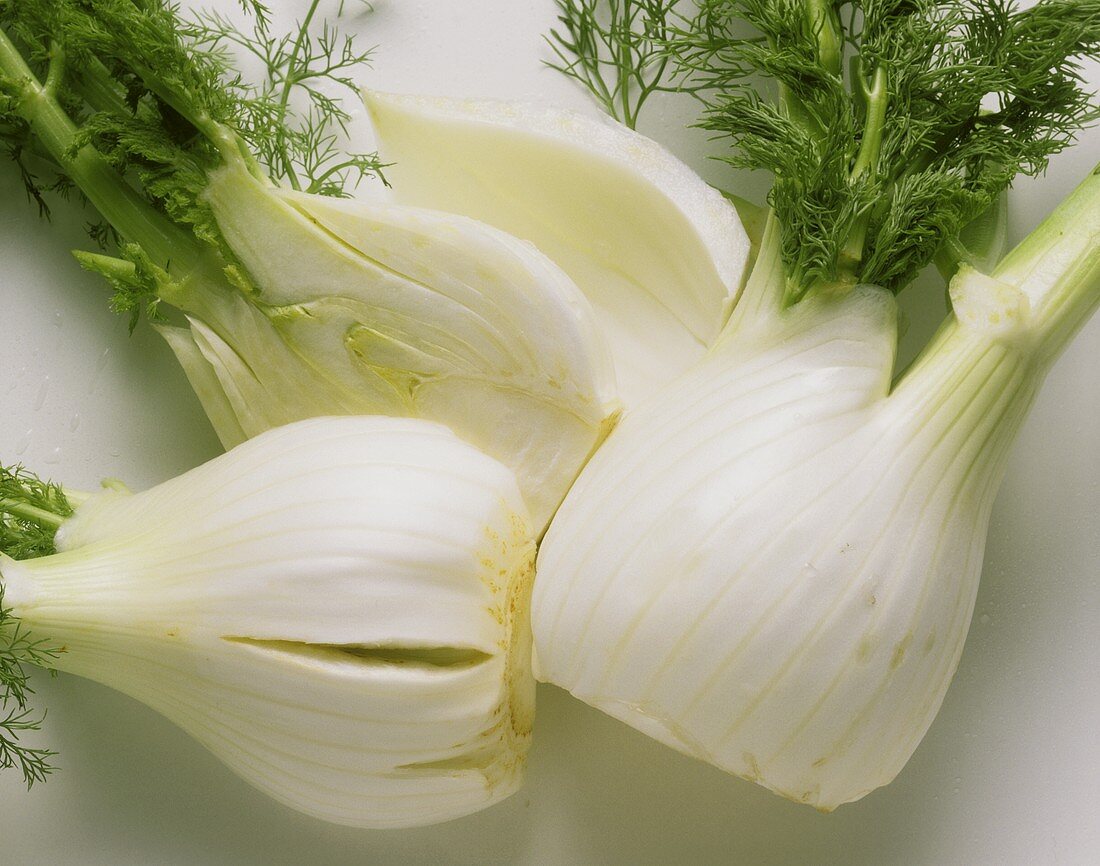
[53,310,63,329]
[979,613,991,625]
[69,413,81,433]
[43,446,61,465]
[801,562,818,578]
[34,375,50,411]
[15,429,32,455]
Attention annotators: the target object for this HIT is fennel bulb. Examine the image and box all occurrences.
[159,166,617,529]
[534,173,1100,809]
[0,1,617,530]
[0,416,536,828]
[531,0,1100,810]
[363,91,751,405]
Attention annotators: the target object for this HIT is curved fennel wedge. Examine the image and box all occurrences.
[0,417,536,828]
[533,171,1100,810]
[158,162,617,529]
[0,2,616,531]
[363,91,751,405]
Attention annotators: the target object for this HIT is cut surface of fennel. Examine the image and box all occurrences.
[533,167,1100,810]
[0,416,537,828]
[158,159,618,532]
[363,91,751,406]
[0,13,619,535]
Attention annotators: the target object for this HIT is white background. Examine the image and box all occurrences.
[1,1,1098,863]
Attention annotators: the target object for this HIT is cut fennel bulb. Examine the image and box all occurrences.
[0,5,619,533]
[0,416,537,828]
[363,91,751,405]
[157,160,618,530]
[533,167,1100,810]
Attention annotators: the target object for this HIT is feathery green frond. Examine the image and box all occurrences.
[73,245,169,332]
[0,464,68,786]
[0,595,59,788]
[552,0,1100,301]
[547,0,688,128]
[679,0,1100,298]
[186,0,387,194]
[0,698,57,788]
[0,464,74,561]
[0,0,384,327]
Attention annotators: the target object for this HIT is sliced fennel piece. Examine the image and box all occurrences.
[161,160,617,531]
[0,417,537,828]
[533,168,1100,810]
[0,8,617,536]
[362,91,751,406]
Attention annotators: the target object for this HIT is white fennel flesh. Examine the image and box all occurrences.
[0,417,537,828]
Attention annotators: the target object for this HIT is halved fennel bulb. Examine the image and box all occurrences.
[534,171,1100,810]
[0,3,619,534]
[0,417,536,828]
[363,91,751,405]
[157,160,618,531]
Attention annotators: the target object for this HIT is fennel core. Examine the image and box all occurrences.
[552,0,1100,304]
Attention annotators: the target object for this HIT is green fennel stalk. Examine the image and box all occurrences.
[0,0,383,324]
